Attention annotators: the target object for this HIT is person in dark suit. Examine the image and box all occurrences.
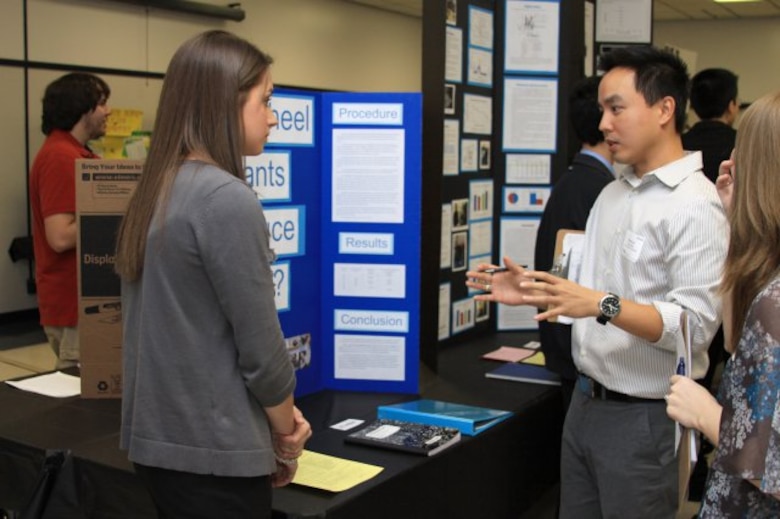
[534,75,614,410]
[683,68,738,184]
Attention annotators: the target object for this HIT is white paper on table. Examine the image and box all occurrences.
[6,371,81,398]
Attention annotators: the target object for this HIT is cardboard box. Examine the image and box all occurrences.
[76,159,143,398]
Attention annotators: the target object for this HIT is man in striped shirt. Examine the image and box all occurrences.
[468,46,727,518]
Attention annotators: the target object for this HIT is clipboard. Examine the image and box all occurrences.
[676,313,698,512]
[548,229,584,323]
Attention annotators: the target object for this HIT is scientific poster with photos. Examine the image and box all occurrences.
[425,0,583,342]
[435,0,498,342]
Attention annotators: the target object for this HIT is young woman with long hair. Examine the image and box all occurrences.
[666,90,780,517]
[115,30,310,518]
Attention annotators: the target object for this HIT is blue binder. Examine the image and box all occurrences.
[377,399,513,436]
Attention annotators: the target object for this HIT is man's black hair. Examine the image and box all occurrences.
[569,76,604,146]
[690,68,738,120]
[598,46,690,133]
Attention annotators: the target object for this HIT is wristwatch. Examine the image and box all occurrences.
[597,293,621,325]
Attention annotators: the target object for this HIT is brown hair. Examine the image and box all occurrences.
[115,30,272,281]
[42,72,110,135]
[721,90,780,351]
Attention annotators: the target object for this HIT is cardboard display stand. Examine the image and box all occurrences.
[76,159,143,398]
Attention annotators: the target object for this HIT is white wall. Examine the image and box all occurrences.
[24,0,423,92]
[655,17,780,106]
[0,0,422,315]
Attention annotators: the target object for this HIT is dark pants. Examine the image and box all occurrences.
[133,463,272,519]
[560,389,677,519]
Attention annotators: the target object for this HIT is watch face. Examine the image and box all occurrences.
[600,294,621,317]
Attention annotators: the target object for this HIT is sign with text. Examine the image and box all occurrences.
[332,103,404,125]
[264,206,305,257]
[272,261,291,312]
[334,309,409,333]
[267,94,315,147]
[245,150,291,203]
[338,232,394,255]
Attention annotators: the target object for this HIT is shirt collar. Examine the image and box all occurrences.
[619,151,703,189]
[579,149,616,176]
[49,129,99,158]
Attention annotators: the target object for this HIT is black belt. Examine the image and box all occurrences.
[577,374,664,404]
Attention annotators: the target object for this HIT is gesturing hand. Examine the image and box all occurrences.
[516,270,600,321]
[465,257,532,306]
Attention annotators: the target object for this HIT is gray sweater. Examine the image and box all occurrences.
[120,161,295,477]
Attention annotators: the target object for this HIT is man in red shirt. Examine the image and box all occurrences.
[29,73,111,369]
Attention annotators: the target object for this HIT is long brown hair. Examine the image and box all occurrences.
[115,30,272,281]
[721,90,780,351]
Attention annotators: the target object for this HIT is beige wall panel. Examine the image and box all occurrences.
[655,18,780,108]
[0,1,24,60]
[28,0,149,69]
[224,0,422,92]
[0,67,38,313]
[27,0,421,92]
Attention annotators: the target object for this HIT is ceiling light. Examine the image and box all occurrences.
[713,0,762,3]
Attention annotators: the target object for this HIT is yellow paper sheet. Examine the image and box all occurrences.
[106,108,144,137]
[292,449,383,492]
[521,352,546,366]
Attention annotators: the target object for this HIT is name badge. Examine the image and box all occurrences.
[622,231,645,263]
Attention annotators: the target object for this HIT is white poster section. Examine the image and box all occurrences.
[325,96,420,394]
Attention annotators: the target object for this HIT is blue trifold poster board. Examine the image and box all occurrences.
[256,88,421,396]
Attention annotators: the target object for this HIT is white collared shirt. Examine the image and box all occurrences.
[572,151,728,398]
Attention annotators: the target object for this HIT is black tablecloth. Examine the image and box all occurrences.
[0,332,563,518]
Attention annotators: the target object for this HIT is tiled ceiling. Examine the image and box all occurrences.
[344,0,780,21]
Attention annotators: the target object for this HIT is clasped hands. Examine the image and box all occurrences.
[465,256,600,321]
[271,406,312,487]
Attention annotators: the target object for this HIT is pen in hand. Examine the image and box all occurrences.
[480,265,528,274]
[676,357,686,376]
[481,267,509,274]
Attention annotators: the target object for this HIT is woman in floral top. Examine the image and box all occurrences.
[666,90,780,518]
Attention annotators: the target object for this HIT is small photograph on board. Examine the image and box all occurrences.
[444,83,456,115]
[452,198,468,230]
[285,332,311,370]
[475,298,489,322]
[479,140,491,170]
[452,231,468,272]
[446,0,457,25]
